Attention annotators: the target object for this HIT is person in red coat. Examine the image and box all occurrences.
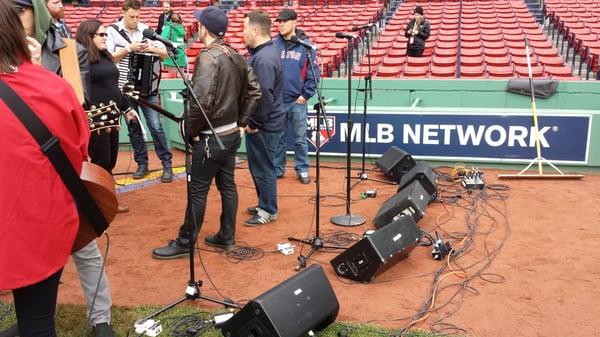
[0,1,90,336]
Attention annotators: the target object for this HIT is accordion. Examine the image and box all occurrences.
[128,52,161,96]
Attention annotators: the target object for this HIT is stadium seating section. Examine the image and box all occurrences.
[64,0,600,80]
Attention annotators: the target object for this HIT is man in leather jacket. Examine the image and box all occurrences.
[152,6,262,258]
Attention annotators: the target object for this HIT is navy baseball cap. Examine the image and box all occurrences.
[13,0,33,6]
[193,6,228,37]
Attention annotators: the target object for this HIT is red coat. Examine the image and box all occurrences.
[0,61,90,290]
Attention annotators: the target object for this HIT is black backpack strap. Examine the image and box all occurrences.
[0,78,107,236]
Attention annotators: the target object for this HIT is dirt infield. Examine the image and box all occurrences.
[5,149,599,337]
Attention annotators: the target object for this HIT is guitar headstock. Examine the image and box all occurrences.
[123,83,141,100]
[86,100,121,133]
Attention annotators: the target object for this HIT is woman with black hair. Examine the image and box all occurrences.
[76,19,134,214]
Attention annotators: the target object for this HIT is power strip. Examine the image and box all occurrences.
[462,178,485,189]
[461,170,485,189]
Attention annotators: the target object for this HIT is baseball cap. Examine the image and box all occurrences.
[193,6,228,37]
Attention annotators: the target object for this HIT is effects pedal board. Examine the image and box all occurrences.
[461,170,485,189]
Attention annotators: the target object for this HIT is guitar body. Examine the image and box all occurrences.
[71,162,118,253]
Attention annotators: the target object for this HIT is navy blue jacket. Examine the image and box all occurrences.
[273,29,319,103]
[247,40,285,132]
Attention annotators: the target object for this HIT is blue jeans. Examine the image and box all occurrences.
[177,132,241,245]
[126,95,172,168]
[275,102,309,177]
[246,130,282,215]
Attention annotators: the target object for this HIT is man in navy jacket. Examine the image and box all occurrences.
[273,9,319,184]
[243,10,285,226]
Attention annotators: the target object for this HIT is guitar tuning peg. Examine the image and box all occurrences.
[100,122,105,126]
[90,105,96,110]
[99,103,105,107]
[106,128,112,133]
[87,112,93,117]
[97,130,101,135]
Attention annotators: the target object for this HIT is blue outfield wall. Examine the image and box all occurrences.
[119,78,600,168]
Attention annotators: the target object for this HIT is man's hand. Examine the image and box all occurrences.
[129,41,147,53]
[245,126,259,134]
[296,96,307,105]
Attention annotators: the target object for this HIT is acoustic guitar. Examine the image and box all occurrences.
[71,161,118,253]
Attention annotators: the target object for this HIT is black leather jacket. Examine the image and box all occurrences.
[188,39,262,136]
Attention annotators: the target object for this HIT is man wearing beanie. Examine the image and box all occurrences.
[11,1,116,337]
[152,6,261,257]
[242,10,285,226]
[404,5,430,57]
[272,9,319,184]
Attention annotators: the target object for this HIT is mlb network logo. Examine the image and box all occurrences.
[307,116,336,148]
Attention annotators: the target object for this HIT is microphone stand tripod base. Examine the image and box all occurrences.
[331,213,366,227]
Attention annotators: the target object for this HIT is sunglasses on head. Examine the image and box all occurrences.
[95,33,108,37]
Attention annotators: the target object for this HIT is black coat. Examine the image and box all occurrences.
[404,18,431,51]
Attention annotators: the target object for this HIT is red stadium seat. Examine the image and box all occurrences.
[485,55,511,66]
[432,55,457,66]
[460,65,485,78]
[545,65,574,77]
[406,56,431,66]
[487,65,515,78]
[376,65,402,77]
[381,56,406,66]
[461,55,484,66]
[515,65,545,77]
[403,65,429,77]
[430,65,456,78]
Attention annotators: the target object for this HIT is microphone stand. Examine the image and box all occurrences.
[134,45,239,332]
[331,35,366,227]
[288,43,345,270]
[352,27,395,187]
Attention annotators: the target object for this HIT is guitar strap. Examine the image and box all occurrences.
[0,78,107,237]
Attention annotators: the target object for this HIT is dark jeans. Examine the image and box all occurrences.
[12,269,63,337]
[176,132,241,246]
[246,130,282,215]
[407,48,424,57]
[275,102,310,176]
[88,128,119,174]
[126,95,172,168]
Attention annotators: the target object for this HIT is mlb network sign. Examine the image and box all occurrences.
[300,109,591,164]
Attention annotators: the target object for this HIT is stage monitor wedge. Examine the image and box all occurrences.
[220,264,339,337]
[375,146,416,182]
[374,180,429,228]
[331,215,422,283]
[397,161,438,202]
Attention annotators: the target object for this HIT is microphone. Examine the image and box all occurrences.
[351,23,376,31]
[290,35,317,50]
[335,32,357,39]
[313,97,336,110]
[142,28,176,50]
